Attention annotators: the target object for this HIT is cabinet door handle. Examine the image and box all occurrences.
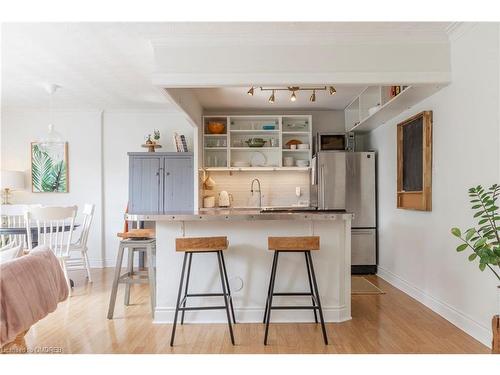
[166,172,170,176]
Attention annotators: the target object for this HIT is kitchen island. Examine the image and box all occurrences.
[126,209,353,323]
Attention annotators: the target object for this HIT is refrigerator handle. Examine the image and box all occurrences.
[320,164,325,208]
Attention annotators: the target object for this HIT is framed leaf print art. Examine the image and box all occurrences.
[31,142,69,193]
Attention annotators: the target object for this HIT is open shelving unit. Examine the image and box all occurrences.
[344,84,445,133]
[202,114,312,171]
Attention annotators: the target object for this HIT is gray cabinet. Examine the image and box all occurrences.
[128,152,194,213]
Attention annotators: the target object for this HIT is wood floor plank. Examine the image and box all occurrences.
[23,269,488,354]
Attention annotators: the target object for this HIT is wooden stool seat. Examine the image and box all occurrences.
[176,236,228,252]
[268,236,320,251]
[117,229,155,239]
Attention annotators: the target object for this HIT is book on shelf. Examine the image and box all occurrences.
[172,132,189,152]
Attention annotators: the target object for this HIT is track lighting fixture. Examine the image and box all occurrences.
[310,90,316,102]
[268,90,275,104]
[248,85,336,104]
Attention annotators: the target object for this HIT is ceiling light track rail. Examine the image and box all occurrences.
[247,85,336,103]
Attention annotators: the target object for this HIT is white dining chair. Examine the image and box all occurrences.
[25,205,78,293]
[0,204,41,249]
[66,203,95,282]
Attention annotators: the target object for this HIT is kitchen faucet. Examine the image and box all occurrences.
[250,178,262,208]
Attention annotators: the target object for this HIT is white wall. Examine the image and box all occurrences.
[1,109,194,267]
[367,23,500,347]
[102,110,193,267]
[1,109,103,264]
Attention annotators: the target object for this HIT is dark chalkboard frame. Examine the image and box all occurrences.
[397,111,432,211]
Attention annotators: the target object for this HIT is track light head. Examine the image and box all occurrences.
[329,86,336,95]
[268,90,275,104]
[310,90,316,102]
[290,91,297,102]
[247,87,254,96]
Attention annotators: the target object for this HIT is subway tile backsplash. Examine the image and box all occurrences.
[202,171,310,208]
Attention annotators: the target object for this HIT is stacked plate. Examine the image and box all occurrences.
[296,159,309,167]
[232,161,250,167]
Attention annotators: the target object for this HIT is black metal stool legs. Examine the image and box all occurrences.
[180,252,193,325]
[306,251,328,345]
[305,251,319,323]
[170,250,236,347]
[263,251,278,323]
[264,251,279,345]
[170,252,188,346]
[263,250,328,345]
[220,251,237,324]
[216,251,235,345]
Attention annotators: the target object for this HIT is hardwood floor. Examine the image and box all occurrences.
[24,268,488,354]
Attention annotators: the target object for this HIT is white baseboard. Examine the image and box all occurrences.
[89,259,116,268]
[154,306,350,324]
[377,266,492,348]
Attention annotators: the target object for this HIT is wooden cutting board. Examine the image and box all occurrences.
[117,229,155,239]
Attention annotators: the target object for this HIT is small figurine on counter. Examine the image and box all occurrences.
[145,134,153,145]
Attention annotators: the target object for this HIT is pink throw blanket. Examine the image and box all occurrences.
[0,246,69,346]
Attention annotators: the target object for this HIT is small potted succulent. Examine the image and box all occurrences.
[451,184,500,352]
[153,129,161,144]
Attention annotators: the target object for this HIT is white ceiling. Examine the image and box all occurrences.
[193,86,366,111]
[1,22,455,110]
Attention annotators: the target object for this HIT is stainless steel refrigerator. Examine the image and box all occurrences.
[310,151,377,273]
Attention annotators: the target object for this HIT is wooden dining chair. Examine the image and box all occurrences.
[25,205,78,293]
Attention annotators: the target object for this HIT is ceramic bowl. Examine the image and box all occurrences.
[207,122,226,134]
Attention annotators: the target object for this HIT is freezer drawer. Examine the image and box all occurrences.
[352,228,376,266]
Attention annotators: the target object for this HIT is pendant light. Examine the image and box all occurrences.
[39,84,64,151]
[329,86,336,95]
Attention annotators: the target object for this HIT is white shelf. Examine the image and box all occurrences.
[345,84,446,133]
[230,130,279,133]
[204,167,311,172]
[231,147,280,151]
[202,114,313,170]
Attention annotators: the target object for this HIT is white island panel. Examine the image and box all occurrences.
[154,217,351,323]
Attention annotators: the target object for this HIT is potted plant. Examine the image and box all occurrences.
[153,129,161,144]
[451,184,500,352]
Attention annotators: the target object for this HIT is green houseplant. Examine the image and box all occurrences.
[451,184,500,280]
[451,184,500,338]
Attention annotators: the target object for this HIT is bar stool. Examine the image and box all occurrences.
[263,236,328,345]
[107,230,156,319]
[170,236,236,346]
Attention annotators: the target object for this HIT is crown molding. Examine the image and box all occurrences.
[445,22,478,42]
